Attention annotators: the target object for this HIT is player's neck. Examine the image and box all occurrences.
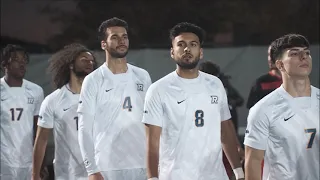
[176,67,199,79]
[4,74,23,87]
[68,75,83,94]
[282,76,311,97]
[105,56,128,74]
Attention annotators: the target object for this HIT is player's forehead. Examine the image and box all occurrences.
[285,46,309,53]
[106,26,127,37]
[173,32,200,44]
[10,51,26,59]
[77,52,94,60]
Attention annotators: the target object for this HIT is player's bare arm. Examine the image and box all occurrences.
[227,120,244,161]
[145,124,161,178]
[32,127,51,180]
[33,116,39,143]
[245,146,265,180]
[221,119,244,180]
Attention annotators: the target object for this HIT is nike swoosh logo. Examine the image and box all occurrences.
[177,99,186,104]
[63,107,71,111]
[106,88,113,92]
[284,115,295,121]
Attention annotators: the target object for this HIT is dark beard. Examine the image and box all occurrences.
[108,47,128,58]
[176,58,200,70]
[72,67,88,78]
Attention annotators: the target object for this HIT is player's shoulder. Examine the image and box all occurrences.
[23,79,44,94]
[149,71,175,88]
[200,71,224,88]
[42,88,62,104]
[311,85,319,93]
[83,65,104,84]
[250,87,283,113]
[128,63,151,80]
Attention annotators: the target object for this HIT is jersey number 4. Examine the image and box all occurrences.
[123,96,132,112]
[195,110,204,127]
[305,128,317,149]
[10,108,24,121]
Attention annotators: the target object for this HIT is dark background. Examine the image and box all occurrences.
[1,0,319,52]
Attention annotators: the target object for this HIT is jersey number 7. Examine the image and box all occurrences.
[305,128,317,149]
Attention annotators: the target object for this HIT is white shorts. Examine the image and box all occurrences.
[101,168,147,180]
[0,165,31,180]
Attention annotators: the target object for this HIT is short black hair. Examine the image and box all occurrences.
[169,22,205,46]
[270,34,310,63]
[98,17,129,41]
[199,61,220,76]
[0,44,29,71]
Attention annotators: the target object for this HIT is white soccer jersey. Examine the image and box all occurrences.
[37,85,87,179]
[0,77,44,168]
[244,85,320,180]
[142,71,231,180]
[77,63,152,173]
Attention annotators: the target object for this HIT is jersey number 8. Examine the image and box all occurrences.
[195,110,204,127]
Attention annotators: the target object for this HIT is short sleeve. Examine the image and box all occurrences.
[220,85,231,121]
[243,107,270,150]
[37,94,54,129]
[141,84,163,127]
[77,75,97,115]
[34,87,44,116]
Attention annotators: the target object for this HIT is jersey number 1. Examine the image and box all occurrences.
[10,108,24,121]
[123,96,132,112]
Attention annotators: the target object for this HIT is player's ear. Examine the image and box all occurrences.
[101,40,106,50]
[200,48,203,59]
[170,47,174,59]
[275,60,284,72]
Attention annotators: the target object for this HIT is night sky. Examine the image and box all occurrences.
[1,0,75,44]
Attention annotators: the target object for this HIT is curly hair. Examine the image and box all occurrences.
[47,43,97,89]
[270,34,310,63]
[1,44,29,72]
[169,22,206,46]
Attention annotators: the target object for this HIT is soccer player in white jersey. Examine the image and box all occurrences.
[244,34,319,180]
[0,44,44,180]
[77,17,152,180]
[142,22,244,180]
[32,43,96,180]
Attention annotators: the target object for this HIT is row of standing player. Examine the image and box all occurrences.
[1,18,244,180]
[1,17,318,180]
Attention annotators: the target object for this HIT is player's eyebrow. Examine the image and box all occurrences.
[177,40,199,44]
[289,47,309,52]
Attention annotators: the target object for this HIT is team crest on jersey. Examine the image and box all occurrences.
[137,83,144,91]
[211,95,218,104]
[28,98,34,104]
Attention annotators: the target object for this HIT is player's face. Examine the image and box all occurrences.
[102,26,129,58]
[171,32,203,69]
[277,47,312,78]
[72,52,95,78]
[6,51,27,79]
